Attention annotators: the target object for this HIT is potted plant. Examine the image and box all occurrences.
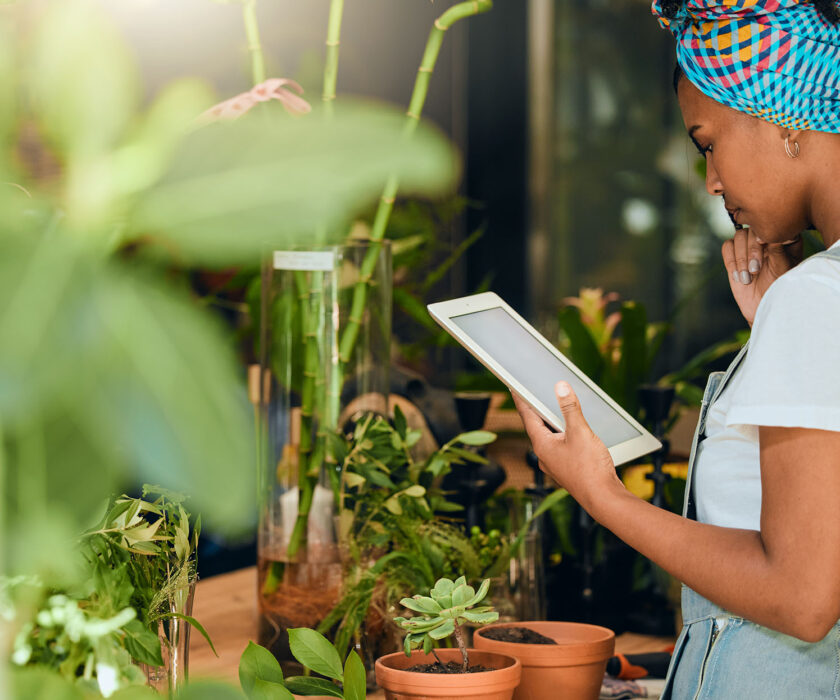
[375,576,521,700]
[473,621,615,700]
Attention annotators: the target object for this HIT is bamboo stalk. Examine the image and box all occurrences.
[322,0,346,116]
[242,0,267,85]
[338,0,493,364]
[287,270,323,559]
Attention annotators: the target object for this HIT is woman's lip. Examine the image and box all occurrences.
[726,208,741,225]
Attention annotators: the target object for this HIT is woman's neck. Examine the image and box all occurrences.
[808,135,840,248]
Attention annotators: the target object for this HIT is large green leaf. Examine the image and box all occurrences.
[287,628,344,682]
[0,236,255,579]
[131,100,460,266]
[343,650,366,700]
[239,641,285,697]
[122,619,164,666]
[557,306,605,381]
[251,680,295,700]
[616,302,648,416]
[283,677,343,698]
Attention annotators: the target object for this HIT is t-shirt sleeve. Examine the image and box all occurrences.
[725,267,840,432]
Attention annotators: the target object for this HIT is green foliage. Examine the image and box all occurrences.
[322,407,502,656]
[322,410,571,660]
[558,289,668,419]
[6,488,213,697]
[7,580,148,697]
[238,634,365,700]
[238,642,292,700]
[395,576,497,669]
[0,0,459,592]
[558,287,748,427]
[368,197,488,365]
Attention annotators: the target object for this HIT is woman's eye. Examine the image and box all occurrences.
[699,143,713,155]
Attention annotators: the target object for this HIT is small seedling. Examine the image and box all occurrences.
[394,576,499,672]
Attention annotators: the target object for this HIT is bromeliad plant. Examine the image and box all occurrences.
[395,576,498,672]
[558,287,747,425]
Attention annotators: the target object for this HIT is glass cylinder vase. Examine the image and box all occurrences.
[256,240,391,672]
[140,579,196,694]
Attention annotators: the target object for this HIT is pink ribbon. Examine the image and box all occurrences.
[199,78,312,124]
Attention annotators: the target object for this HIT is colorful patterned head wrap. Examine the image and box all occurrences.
[651,1,840,132]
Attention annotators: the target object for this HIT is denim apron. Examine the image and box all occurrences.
[661,246,840,700]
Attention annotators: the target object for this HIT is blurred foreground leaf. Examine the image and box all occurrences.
[132,100,460,265]
[0,234,255,580]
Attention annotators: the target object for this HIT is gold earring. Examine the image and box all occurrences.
[785,136,800,159]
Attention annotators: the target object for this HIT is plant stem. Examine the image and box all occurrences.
[453,619,469,672]
[242,0,267,85]
[287,271,323,560]
[431,648,451,672]
[338,0,492,364]
[322,0,345,117]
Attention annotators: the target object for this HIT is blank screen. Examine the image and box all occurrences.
[452,307,641,447]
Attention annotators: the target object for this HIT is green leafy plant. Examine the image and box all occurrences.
[395,576,498,672]
[318,407,497,657]
[82,486,215,655]
[7,487,215,696]
[319,408,568,660]
[558,287,747,425]
[238,631,365,700]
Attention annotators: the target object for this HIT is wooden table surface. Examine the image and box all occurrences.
[190,566,676,693]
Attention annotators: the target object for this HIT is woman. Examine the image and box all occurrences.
[513,1,840,696]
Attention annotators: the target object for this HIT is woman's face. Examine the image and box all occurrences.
[676,77,810,243]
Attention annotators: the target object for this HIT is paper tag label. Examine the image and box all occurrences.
[273,251,334,271]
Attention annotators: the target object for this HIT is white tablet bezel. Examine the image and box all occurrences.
[428,291,661,467]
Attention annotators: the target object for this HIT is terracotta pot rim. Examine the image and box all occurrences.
[375,648,521,694]
[473,621,615,667]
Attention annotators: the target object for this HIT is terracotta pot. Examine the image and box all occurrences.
[374,647,521,700]
[473,621,615,700]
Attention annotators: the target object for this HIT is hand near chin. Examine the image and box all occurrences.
[722,228,803,326]
[512,383,619,505]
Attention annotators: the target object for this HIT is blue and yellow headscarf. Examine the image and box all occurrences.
[651,0,840,132]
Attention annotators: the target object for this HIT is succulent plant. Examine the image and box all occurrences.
[394,576,498,671]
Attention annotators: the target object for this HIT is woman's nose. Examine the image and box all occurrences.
[705,156,723,196]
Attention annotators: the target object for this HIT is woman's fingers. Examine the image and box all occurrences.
[723,229,764,285]
[747,229,763,275]
[732,229,751,284]
[512,394,550,442]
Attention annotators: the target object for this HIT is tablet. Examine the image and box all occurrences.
[427,292,661,466]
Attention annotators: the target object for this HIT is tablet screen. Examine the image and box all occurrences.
[452,306,642,447]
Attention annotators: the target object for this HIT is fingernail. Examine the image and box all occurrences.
[556,382,570,397]
[740,271,751,284]
[732,270,739,283]
[748,259,760,273]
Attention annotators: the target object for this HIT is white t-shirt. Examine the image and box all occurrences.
[694,241,840,530]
